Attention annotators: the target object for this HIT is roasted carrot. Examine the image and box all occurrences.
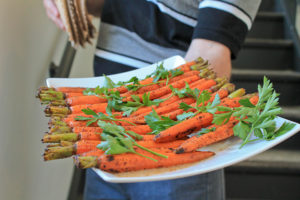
[175,120,238,153]
[163,87,231,120]
[74,149,214,172]
[154,89,249,143]
[154,113,213,143]
[79,149,104,157]
[123,75,200,102]
[133,97,196,120]
[70,103,108,114]
[66,96,107,106]
[75,140,100,154]
[43,140,100,161]
[65,92,85,98]
[137,140,185,149]
[74,125,152,135]
[56,87,86,93]
[49,124,152,135]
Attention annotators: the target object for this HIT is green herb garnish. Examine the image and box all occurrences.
[96,121,168,161]
[176,91,220,120]
[144,109,180,135]
[75,108,136,126]
[213,77,296,147]
[147,63,183,84]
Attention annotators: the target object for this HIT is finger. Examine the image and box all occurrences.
[44,0,59,17]
[47,10,65,30]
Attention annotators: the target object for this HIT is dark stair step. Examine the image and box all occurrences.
[233,38,294,70]
[281,106,300,123]
[231,69,300,106]
[258,0,282,12]
[248,12,285,39]
[225,149,300,200]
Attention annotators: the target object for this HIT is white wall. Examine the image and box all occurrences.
[0,1,96,200]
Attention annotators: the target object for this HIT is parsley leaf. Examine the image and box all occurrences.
[144,109,180,135]
[96,121,167,161]
[176,112,195,121]
[103,74,116,89]
[170,83,200,99]
[75,108,136,126]
[148,63,183,84]
[197,127,216,136]
[213,77,296,148]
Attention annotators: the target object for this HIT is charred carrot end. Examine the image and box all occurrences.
[190,60,209,71]
[74,156,98,169]
[39,91,65,102]
[228,88,246,98]
[60,141,74,146]
[49,126,72,134]
[42,133,78,143]
[36,87,56,98]
[46,143,61,148]
[220,83,235,93]
[43,146,75,161]
[45,105,71,115]
[48,119,68,127]
[49,100,67,106]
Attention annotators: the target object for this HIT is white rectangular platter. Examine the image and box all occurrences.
[46,55,300,183]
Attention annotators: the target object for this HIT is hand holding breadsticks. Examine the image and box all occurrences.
[44,0,96,47]
[44,0,65,30]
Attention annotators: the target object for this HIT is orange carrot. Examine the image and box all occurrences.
[154,113,213,143]
[79,149,104,157]
[70,103,108,114]
[79,132,102,141]
[66,96,107,106]
[65,92,85,98]
[133,97,196,120]
[75,140,100,154]
[176,61,197,72]
[175,120,238,153]
[124,75,200,102]
[141,135,155,141]
[56,87,86,93]
[73,127,102,133]
[191,79,216,91]
[121,81,167,97]
[72,125,152,135]
[168,70,201,83]
[163,88,230,120]
[95,149,214,172]
[137,140,185,149]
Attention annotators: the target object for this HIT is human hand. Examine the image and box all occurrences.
[185,39,232,80]
[43,0,65,30]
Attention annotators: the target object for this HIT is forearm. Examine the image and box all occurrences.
[185,39,232,79]
[86,0,105,17]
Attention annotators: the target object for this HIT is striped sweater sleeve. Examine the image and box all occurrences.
[193,0,261,58]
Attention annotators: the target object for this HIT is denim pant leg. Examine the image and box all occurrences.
[84,168,225,200]
[84,169,129,200]
[126,169,225,200]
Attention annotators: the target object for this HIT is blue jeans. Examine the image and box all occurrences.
[83,168,225,200]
